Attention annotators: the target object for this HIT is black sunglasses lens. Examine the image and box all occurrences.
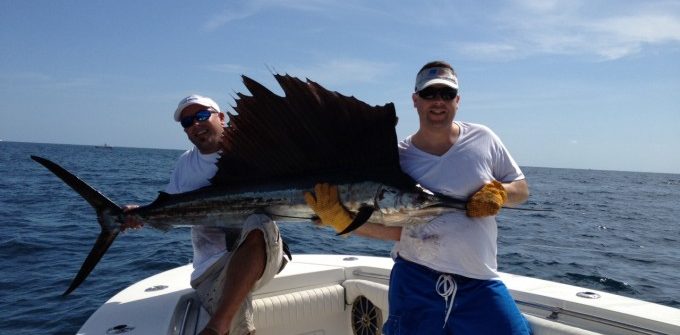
[194,110,212,121]
[441,89,457,100]
[181,110,214,128]
[418,87,437,99]
[181,116,194,128]
[418,87,457,100]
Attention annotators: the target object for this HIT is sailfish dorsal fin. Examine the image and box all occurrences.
[210,74,415,189]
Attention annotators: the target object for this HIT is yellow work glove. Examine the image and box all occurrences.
[467,180,508,217]
[304,183,353,233]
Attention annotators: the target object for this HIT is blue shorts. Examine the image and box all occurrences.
[383,257,532,335]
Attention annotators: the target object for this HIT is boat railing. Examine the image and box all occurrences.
[516,300,670,335]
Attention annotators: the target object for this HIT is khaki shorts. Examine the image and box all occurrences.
[193,214,284,335]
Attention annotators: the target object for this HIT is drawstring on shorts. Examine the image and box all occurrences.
[436,274,457,328]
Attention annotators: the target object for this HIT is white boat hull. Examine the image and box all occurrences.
[78,254,680,335]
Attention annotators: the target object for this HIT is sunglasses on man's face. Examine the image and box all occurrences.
[181,110,216,129]
[417,87,458,101]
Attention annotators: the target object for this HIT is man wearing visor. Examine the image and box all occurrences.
[306,61,532,334]
[125,95,286,335]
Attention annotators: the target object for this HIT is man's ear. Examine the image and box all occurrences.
[218,112,226,126]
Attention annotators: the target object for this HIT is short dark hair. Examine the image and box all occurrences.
[418,60,455,75]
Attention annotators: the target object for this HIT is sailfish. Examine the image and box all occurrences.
[32,74,527,295]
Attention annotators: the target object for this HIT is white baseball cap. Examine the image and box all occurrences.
[414,66,459,92]
[173,94,222,121]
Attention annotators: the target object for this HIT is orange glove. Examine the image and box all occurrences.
[466,181,507,217]
[304,183,353,233]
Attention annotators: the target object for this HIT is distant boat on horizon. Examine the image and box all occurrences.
[94,144,113,149]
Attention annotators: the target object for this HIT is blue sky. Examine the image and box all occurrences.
[1,0,679,173]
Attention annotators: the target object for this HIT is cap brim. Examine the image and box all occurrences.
[173,101,220,121]
[417,78,459,91]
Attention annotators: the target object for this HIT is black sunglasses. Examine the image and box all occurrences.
[417,86,458,101]
[180,109,217,128]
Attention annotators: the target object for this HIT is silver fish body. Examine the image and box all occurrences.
[31,155,467,295]
[128,181,466,231]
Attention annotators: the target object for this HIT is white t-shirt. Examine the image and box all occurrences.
[165,147,227,281]
[393,121,524,279]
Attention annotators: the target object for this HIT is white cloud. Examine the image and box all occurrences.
[202,0,339,31]
[201,0,680,61]
[589,15,680,44]
[460,1,680,61]
[202,2,261,31]
[0,72,96,89]
[458,43,521,62]
[513,0,565,13]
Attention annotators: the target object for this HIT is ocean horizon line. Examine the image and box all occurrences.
[3,140,679,176]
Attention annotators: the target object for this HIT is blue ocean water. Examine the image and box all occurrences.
[0,141,678,334]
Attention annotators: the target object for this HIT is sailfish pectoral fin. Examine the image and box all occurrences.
[337,205,374,235]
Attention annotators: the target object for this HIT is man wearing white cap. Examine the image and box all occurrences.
[306,61,532,334]
[126,95,286,335]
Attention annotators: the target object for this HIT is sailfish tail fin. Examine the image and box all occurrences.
[30,155,123,295]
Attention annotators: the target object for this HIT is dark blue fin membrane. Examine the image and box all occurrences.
[211,74,417,190]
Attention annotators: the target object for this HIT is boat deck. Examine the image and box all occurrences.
[78,254,680,335]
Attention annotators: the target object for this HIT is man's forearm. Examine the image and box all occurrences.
[353,223,402,241]
[502,179,529,207]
